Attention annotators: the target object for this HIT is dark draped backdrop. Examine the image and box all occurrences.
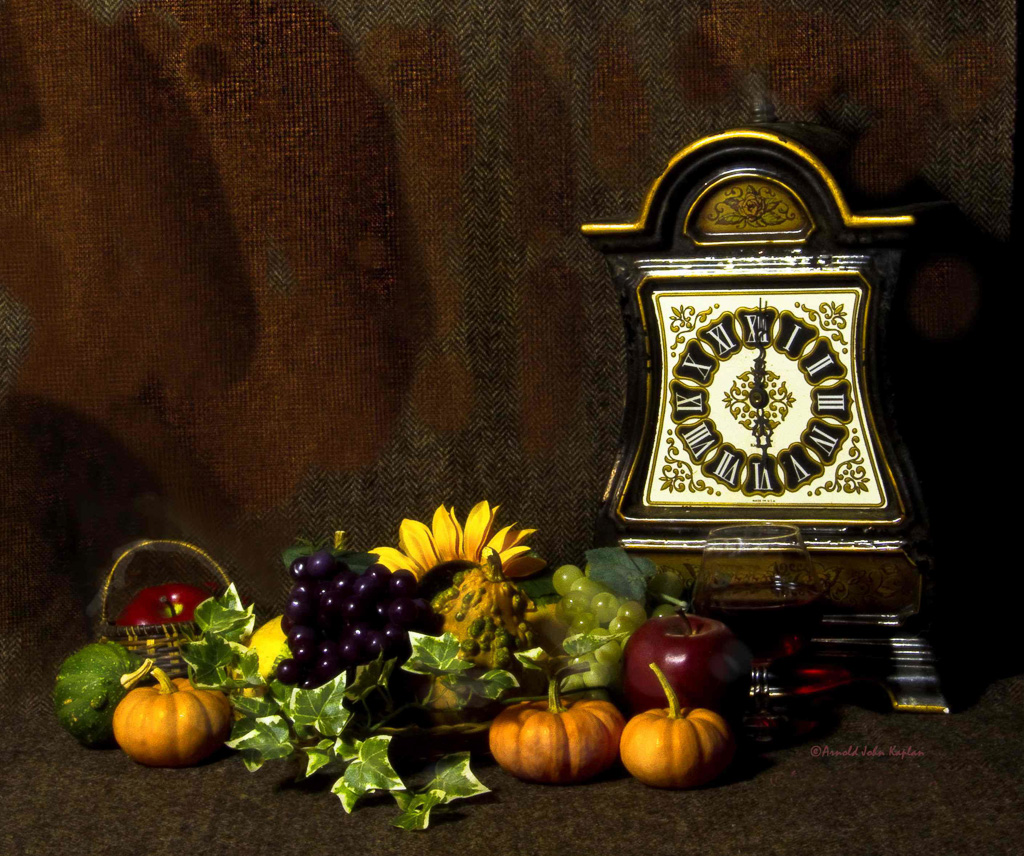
[0,0,1013,721]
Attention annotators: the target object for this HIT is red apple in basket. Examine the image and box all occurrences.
[622,614,751,716]
[115,584,214,626]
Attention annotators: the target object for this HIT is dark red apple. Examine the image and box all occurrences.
[115,583,214,626]
[622,613,751,715]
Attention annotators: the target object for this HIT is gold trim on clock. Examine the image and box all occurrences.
[615,268,907,528]
[580,130,915,236]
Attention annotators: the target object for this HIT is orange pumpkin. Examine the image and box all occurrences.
[619,663,735,788]
[113,667,231,767]
[489,677,625,784]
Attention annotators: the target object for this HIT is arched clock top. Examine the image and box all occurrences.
[581,129,914,251]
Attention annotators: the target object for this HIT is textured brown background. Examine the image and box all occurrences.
[0,0,1014,723]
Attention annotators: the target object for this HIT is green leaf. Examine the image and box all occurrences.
[288,673,351,737]
[217,582,246,613]
[237,647,266,686]
[267,679,293,707]
[281,545,310,570]
[584,547,656,601]
[513,647,549,671]
[193,584,255,643]
[181,637,242,689]
[562,630,630,658]
[331,735,405,813]
[345,656,396,703]
[334,735,362,762]
[402,632,474,676]
[338,551,380,575]
[231,694,279,719]
[226,715,294,771]
[425,752,490,802]
[446,669,518,701]
[302,739,337,777]
[517,571,559,606]
[392,789,447,831]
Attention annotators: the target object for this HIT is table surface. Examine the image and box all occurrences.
[4,673,1022,856]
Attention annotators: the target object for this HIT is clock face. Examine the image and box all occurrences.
[643,280,889,512]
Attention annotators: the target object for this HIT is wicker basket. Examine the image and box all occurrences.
[97,539,232,679]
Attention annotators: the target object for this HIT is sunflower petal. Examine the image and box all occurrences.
[502,550,547,579]
[463,501,498,563]
[431,505,462,562]
[370,546,424,576]
[448,507,464,558]
[399,518,440,572]
[485,524,516,554]
[487,525,537,553]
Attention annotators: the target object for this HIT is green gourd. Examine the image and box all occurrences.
[53,642,152,747]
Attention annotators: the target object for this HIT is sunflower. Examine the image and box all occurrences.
[372,501,545,581]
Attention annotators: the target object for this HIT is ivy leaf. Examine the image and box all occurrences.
[181,637,242,689]
[584,547,656,602]
[445,669,518,701]
[562,631,630,658]
[236,646,265,687]
[334,735,362,762]
[513,647,549,672]
[425,752,490,802]
[331,736,405,813]
[226,715,294,772]
[345,656,396,703]
[402,632,473,676]
[302,739,337,778]
[267,679,293,707]
[216,582,246,613]
[231,694,279,719]
[193,584,255,642]
[287,673,351,737]
[392,789,447,831]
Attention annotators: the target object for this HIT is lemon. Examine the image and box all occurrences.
[246,615,291,680]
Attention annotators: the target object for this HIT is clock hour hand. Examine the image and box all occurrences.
[748,305,773,454]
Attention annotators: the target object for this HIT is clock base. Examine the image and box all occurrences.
[764,628,949,714]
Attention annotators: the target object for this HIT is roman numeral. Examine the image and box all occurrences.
[800,340,845,384]
[698,314,741,358]
[670,382,708,420]
[744,455,782,495]
[703,444,746,489]
[678,420,721,461]
[738,308,776,346]
[801,419,849,464]
[811,381,853,423]
[674,340,718,385]
[773,312,816,359]
[778,444,825,490]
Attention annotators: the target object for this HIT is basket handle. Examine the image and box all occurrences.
[100,539,232,625]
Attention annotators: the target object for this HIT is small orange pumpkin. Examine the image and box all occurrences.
[619,663,735,788]
[113,667,231,767]
[489,676,625,784]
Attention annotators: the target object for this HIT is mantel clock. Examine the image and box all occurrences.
[583,121,946,713]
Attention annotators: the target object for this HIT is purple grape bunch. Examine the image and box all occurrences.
[276,551,432,689]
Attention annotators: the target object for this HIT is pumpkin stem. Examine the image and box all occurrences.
[151,666,178,695]
[547,676,567,714]
[650,662,681,720]
[120,658,155,689]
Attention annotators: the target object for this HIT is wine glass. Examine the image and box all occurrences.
[692,523,825,741]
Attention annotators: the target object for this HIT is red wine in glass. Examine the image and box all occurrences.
[693,524,826,742]
[697,580,825,662]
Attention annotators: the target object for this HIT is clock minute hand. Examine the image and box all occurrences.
[748,308,773,455]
